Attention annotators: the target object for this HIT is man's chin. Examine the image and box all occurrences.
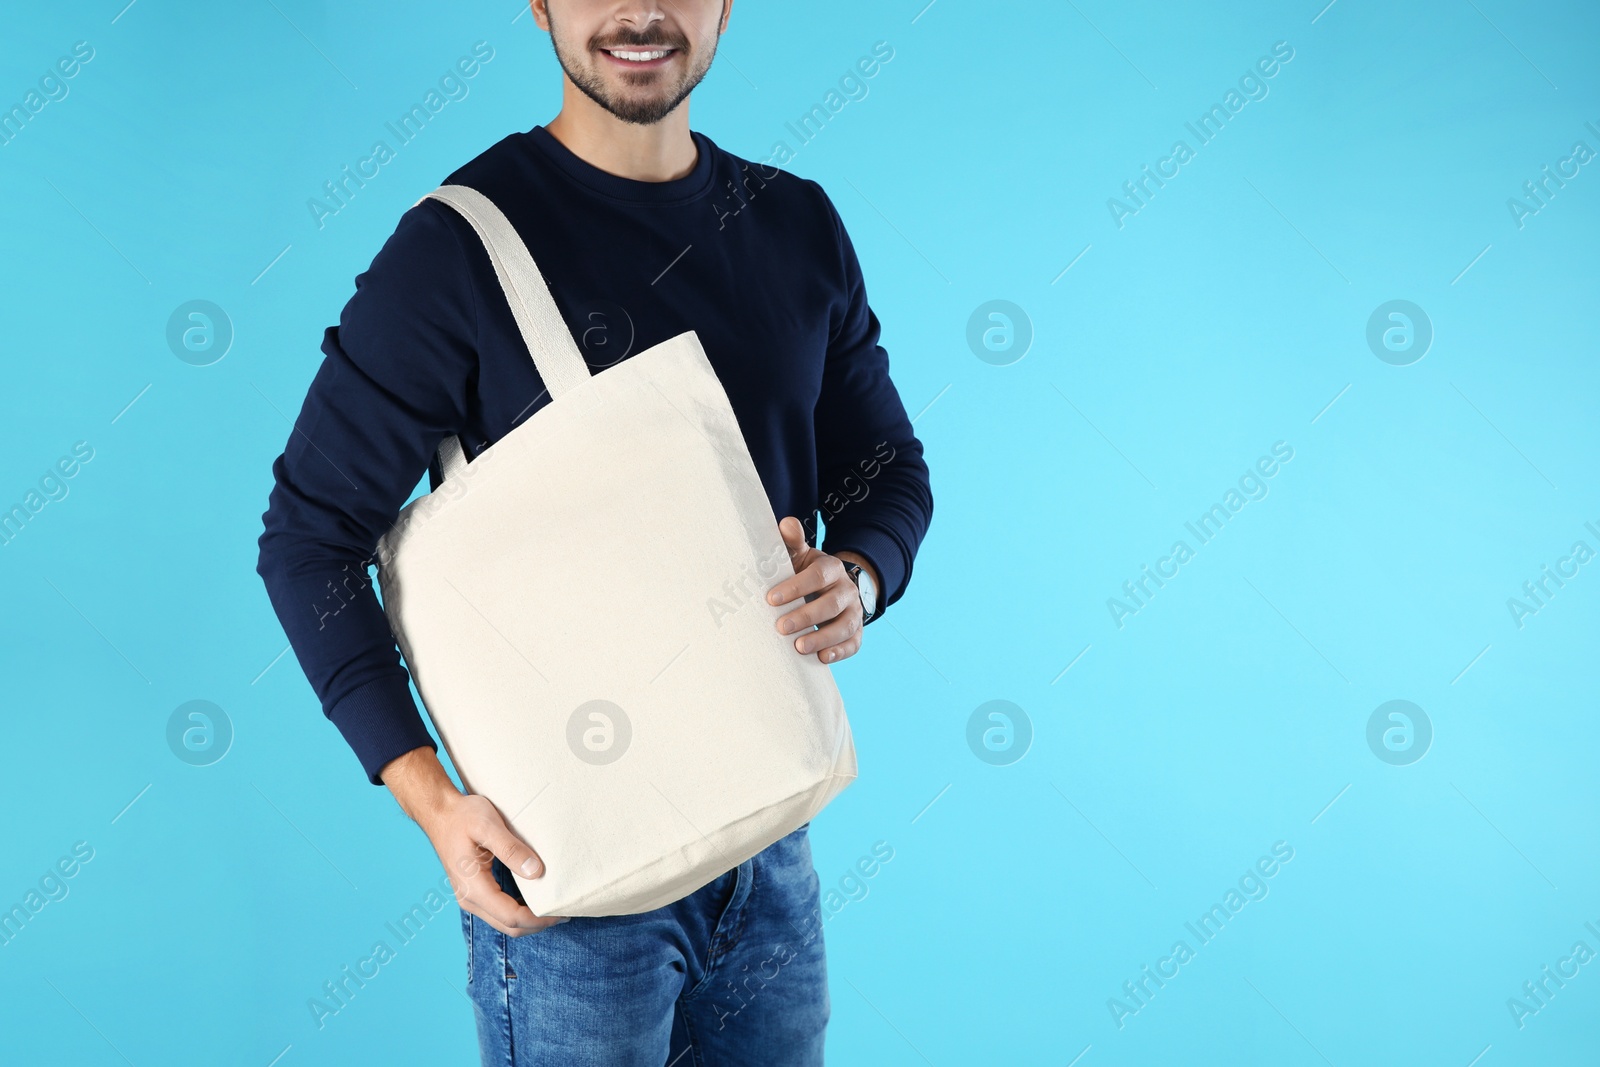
[599,90,683,125]
[611,108,678,126]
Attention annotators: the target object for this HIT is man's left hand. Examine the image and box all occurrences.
[767,515,876,665]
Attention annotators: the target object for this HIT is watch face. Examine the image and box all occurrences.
[856,566,878,615]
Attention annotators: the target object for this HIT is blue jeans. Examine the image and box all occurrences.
[461,824,829,1065]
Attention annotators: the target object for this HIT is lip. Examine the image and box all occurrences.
[598,46,678,69]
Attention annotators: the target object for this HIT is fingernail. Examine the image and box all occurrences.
[556,917,570,924]
[520,858,540,878]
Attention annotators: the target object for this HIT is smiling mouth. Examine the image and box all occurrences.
[599,46,678,67]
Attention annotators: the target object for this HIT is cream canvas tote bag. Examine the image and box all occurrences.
[375,184,857,917]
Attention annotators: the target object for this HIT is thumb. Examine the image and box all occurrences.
[480,816,544,880]
[777,516,807,563]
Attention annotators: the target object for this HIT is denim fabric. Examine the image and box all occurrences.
[460,824,829,1065]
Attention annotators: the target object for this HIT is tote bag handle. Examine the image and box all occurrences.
[418,184,593,480]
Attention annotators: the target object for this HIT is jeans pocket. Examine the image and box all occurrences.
[460,909,473,986]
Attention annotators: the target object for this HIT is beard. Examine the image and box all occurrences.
[546,10,718,126]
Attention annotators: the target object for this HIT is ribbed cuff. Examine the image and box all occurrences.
[327,673,438,785]
[821,523,909,624]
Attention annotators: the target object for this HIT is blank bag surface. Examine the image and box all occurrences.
[375,184,857,917]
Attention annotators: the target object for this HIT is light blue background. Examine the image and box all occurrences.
[2,1,1597,1064]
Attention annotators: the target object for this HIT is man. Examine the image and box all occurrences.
[255,0,933,1062]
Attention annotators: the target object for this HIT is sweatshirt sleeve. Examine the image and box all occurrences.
[256,197,479,784]
[808,182,934,622]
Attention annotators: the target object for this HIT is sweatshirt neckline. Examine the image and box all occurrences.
[525,124,716,204]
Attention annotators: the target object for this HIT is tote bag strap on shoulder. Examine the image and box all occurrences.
[418,183,592,480]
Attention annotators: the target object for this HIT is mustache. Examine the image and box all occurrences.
[594,31,688,51]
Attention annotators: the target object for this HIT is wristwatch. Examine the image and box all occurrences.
[841,559,879,624]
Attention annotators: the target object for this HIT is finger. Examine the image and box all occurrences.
[777,583,855,639]
[776,516,807,561]
[475,906,566,938]
[458,863,546,933]
[478,811,544,880]
[454,850,567,937]
[816,631,862,664]
[774,517,818,587]
[502,914,569,938]
[769,554,844,609]
[792,603,862,656]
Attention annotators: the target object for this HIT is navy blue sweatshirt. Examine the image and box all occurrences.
[256,124,934,784]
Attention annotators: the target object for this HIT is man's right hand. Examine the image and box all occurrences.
[380,746,566,937]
